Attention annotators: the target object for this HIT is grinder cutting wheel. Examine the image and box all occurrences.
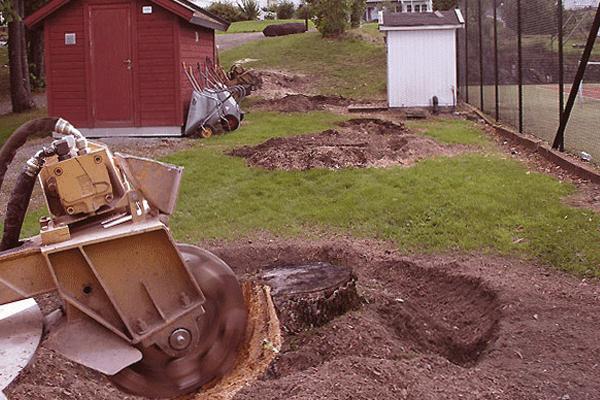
[0,118,248,398]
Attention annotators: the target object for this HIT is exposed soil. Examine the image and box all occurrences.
[5,237,600,399]
[228,118,469,171]
[211,238,600,400]
[253,94,352,113]
[254,70,314,100]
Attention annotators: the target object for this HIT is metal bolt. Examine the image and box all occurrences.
[136,318,148,334]
[169,328,192,351]
[54,168,63,176]
[66,207,75,215]
[94,155,103,164]
[180,292,192,308]
[39,216,51,230]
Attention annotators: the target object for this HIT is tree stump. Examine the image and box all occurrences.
[260,262,362,334]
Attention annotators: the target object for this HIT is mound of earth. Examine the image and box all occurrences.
[255,71,312,100]
[228,118,467,170]
[210,238,600,400]
[254,94,352,112]
[6,238,600,399]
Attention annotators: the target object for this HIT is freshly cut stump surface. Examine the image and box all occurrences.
[260,262,362,334]
[228,118,469,170]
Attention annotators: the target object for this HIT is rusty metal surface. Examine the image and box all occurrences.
[45,317,143,376]
[0,244,54,305]
[115,154,183,215]
[109,245,248,398]
[0,299,43,391]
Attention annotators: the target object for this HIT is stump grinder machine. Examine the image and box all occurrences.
[0,118,249,398]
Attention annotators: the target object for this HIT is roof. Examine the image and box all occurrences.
[25,0,230,31]
[380,10,464,30]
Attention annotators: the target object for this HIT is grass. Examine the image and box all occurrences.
[467,83,600,160]
[160,112,600,277]
[407,118,491,146]
[221,31,387,100]
[221,19,315,34]
[12,111,600,276]
[0,108,48,145]
[359,22,382,39]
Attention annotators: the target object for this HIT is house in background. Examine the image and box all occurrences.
[380,10,464,109]
[365,0,433,22]
[25,0,229,137]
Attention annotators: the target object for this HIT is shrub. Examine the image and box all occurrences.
[295,4,312,19]
[207,2,243,22]
[350,0,365,28]
[276,1,296,19]
[309,0,351,37]
[237,0,260,20]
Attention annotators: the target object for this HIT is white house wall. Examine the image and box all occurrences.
[387,29,457,108]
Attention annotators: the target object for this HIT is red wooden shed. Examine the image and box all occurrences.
[25,0,229,137]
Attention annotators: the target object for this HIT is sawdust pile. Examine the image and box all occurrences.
[228,118,468,170]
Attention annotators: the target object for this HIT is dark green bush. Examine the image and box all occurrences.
[350,0,365,28]
[237,0,260,20]
[276,1,296,19]
[309,0,351,37]
[207,2,243,22]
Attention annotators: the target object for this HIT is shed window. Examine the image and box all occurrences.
[406,4,412,12]
[415,5,420,11]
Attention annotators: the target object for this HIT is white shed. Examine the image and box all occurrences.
[380,10,464,109]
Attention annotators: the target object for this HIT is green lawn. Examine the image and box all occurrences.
[158,112,599,277]
[10,111,600,276]
[466,83,600,161]
[221,31,386,100]
[221,19,315,34]
[0,108,48,145]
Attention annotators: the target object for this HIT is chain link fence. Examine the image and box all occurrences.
[458,0,600,160]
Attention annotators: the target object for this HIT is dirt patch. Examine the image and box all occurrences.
[254,70,313,100]
[254,94,352,112]
[211,238,600,400]
[228,118,468,170]
[6,237,600,399]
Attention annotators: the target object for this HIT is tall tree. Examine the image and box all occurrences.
[26,0,49,90]
[3,0,34,112]
[350,0,366,28]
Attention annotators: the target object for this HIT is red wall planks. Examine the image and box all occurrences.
[42,0,216,129]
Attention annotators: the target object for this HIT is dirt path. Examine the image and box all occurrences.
[217,32,266,51]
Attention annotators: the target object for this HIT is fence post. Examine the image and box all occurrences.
[465,0,470,103]
[493,0,499,121]
[553,3,600,151]
[517,0,523,133]
[557,0,565,149]
[478,0,484,111]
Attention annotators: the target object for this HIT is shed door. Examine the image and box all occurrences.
[88,5,134,127]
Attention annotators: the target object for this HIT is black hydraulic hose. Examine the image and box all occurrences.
[0,169,39,251]
[0,117,60,251]
[0,117,59,194]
